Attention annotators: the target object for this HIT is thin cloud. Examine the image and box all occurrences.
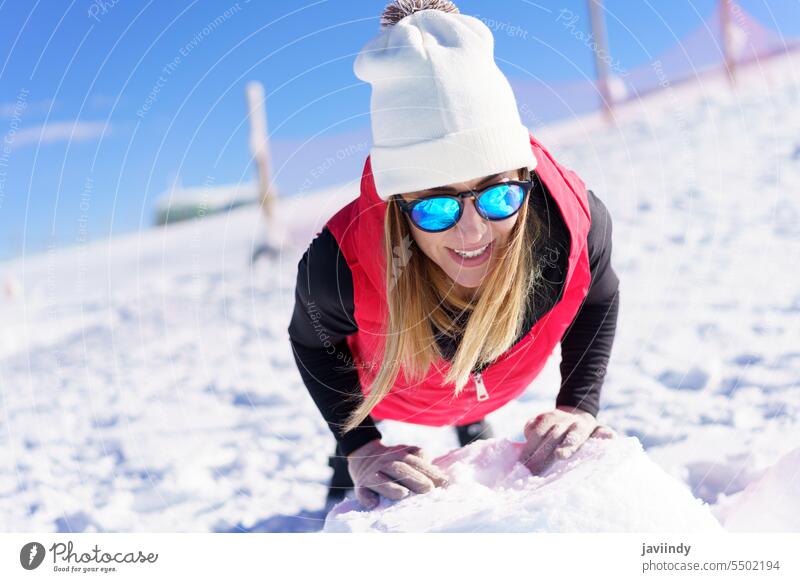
[10,121,111,146]
[0,98,55,118]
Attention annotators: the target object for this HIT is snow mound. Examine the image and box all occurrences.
[323,437,724,532]
[715,447,800,532]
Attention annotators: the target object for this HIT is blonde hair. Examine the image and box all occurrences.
[342,167,543,432]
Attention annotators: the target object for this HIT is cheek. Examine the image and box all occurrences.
[408,228,438,257]
[492,215,519,242]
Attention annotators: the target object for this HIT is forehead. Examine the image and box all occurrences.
[403,169,519,199]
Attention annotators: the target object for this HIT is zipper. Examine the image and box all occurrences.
[473,370,490,402]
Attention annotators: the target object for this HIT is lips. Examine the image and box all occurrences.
[446,240,494,266]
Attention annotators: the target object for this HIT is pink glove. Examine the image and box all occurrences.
[347,438,450,509]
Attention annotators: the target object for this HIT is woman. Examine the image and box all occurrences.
[288,0,620,510]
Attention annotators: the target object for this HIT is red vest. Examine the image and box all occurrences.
[325,132,592,426]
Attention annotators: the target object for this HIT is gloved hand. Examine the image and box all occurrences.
[520,405,617,476]
[347,438,450,509]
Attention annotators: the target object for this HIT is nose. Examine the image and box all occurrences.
[453,196,488,243]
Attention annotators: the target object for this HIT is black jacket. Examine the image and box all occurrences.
[288,178,620,456]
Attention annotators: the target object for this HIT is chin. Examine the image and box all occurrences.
[450,273,484,289]
[459,278,481,287]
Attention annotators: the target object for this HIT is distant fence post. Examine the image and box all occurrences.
[245,81,275,221]
[588,0,614,123]
[720,0,737,86]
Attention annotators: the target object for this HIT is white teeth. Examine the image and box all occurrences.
[453,243,489,258]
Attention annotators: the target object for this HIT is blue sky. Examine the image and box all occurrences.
[1,0,798,260]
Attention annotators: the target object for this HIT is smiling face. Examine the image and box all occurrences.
[397,169,524,301]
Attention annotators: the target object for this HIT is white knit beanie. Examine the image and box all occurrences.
[354,0,537,200]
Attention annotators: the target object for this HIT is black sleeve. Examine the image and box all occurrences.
[287,226,383,456]
[556,190,620,417]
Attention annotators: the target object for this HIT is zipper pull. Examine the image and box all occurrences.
[473,370,489,402]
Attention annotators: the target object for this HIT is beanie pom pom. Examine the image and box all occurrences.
[380,0,460,28]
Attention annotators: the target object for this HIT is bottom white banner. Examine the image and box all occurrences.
[1,533,798,581]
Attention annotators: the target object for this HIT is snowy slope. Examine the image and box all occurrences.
[1,51,799,533]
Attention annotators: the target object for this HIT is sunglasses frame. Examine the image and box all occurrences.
[395,176,537,233]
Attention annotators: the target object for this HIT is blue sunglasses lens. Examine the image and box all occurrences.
[406,182,528,231]
[410,197,461,231]
[477,183,526,219]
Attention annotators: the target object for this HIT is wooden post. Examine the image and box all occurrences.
[245,81,274,221]
[588,0,614,123]
[720,0,737,86]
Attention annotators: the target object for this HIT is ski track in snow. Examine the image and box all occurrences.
[1,53,799,532]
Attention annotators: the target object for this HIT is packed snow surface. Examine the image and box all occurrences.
[324,437,726,533]
[714,447,800,532]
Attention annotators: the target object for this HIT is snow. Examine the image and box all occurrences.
[1,50,799,533]
[323,437,725,533]
[714,447,800,532]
